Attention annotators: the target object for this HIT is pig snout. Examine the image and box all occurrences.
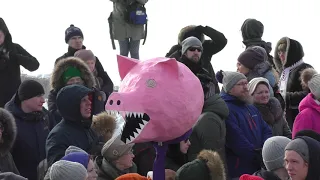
[105,93,123,111]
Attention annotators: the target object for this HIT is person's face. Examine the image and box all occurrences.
[68,36,83,50]
[237,62,250,75]
[86,60,96,72]
[0,30,5,46]
[278,50,286,63]
[116,149,135,169]
[185,46,202,62]
[66,77,84,86]
[180,139,191,154]
[86,159,97,180]
[284,150,308,180]
[252,84,270,104]
[229,79,249,101]
[80,95,92,119]
[23,95,45,112]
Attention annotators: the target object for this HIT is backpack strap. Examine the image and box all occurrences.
[142,21,147,45]
[108,12,116,50]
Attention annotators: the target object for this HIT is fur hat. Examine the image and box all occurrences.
[300,68,317,91]
[91,112,116,142]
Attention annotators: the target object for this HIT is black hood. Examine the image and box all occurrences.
[241,18,264,42]
[298,136,320,180]
[0,18,12,47]
[273,37,304,72]
[0,108,16,156]
[56,84,93,128]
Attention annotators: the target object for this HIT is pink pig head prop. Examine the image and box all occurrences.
[105,55,204,144]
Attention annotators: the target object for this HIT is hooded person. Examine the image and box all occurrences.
[48,57,106,128]
[46,84,99,167]
[175,150,226,180]
[294,130,320,142]
[284,136,320,180]
[293,73,320,138]
[240,18,275,69]
[165,25,228,94]
[55,24,114,96]
[0,17,39,108]
[0,108,19,174]
[4,80,49,180]
[274,37,313,129]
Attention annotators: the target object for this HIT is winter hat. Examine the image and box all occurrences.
[262,136,291,171]
[181,36,203,55]
[65,24,83,43]
[62,66,82,84]
[308,74,320,99]
[0,172,28,180]
[241,18,264,41]
[285,138,309,163]
[101,134,134,161]
[61,152,90,168]
[239,174,264,180]
[115,173,151,180]
[65,146,87,155]
[248,77,270,95]
[176,159,210,180]
[74,49,96,62]
[18,80,44,101]
[295,129,320,142]
[50,160,88,180]
[216,70,247,92]
[238,46,268,69]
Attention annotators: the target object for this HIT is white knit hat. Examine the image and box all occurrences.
[50,160,88,180]
[308,74,320,99]
[262,136,291,171]
[248,77,270,95]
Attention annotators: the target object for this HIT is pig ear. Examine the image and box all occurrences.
[117,55,139,80]
[155,57,179,78]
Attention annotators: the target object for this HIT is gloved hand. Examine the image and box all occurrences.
[195,25,205,33]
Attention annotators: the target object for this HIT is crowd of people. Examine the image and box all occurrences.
[1,1,320,180]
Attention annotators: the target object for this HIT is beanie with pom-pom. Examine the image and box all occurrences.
[216,70,247,92]
[65,24,83,43]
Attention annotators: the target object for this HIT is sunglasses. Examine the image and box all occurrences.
[188,47,202,52]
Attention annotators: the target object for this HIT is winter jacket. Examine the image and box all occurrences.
[5,94,49,180]
[187,94,229,167]
[0,108,19,174]
[166,25,227,94]
[165,143,188,171]
[253,169,282,180]
[0,18,39,108]
[254,97,292,138]
[293,93,320,138]
[95,156,137,180]
[56,45,114,97]
[48,57,105,127]
[109,0,148,41]
[274,37,313,129]
[46,85,99,167]
[221,93,272,178]
[132,142,155,177]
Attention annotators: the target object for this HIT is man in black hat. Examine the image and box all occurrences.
[4,80,49,180]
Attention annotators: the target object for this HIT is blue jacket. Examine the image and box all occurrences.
[5,93,49,180]
[220,93,272,178]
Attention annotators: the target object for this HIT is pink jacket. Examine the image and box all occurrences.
[293,93,320,138]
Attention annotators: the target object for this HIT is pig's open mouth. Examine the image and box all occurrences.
[106,110,150,144]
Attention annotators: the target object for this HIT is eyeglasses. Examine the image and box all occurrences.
[188,47,202,52]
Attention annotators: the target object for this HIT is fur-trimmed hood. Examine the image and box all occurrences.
[273,37,304,72]
[176,149,226,180]
[92,112,116,142]
[51,57,96,91]
[178,25,205,45]
[0,108,16,156]
[300,68,318,91]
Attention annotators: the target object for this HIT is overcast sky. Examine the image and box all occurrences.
[2,0,319,85]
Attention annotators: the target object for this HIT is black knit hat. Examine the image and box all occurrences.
[238,46,268,69]
[65,24,83,43]
[18,80,44,101]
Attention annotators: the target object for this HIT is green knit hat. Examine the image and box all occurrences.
[62,67,82,84]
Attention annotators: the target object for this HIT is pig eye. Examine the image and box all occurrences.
[146,79,156,88]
